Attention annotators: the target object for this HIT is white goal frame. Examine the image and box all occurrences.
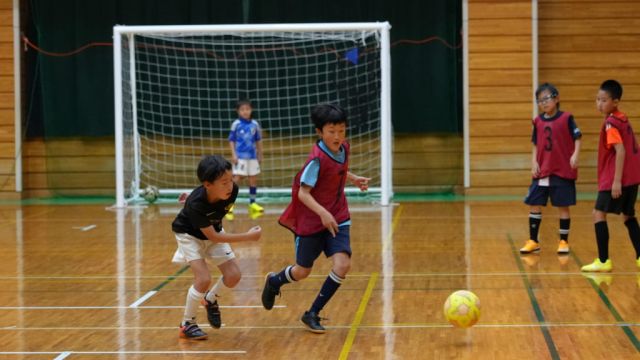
[113,22,393,207]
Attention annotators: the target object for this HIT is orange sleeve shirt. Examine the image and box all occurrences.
[605,124,623,149]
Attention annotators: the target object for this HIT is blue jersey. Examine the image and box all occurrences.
[228,118,262,159]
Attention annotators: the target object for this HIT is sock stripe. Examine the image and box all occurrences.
[328,270,344,284]
[559,229,570,234]
[529,213,542,219]
[284,265,295,283]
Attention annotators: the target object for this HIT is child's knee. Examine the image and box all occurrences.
[333,259,351,276]
[223,271,241,288]
[194,275,212,291]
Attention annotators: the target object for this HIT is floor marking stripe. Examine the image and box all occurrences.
[571,253,640,352]
[0,305,285,310]
[338,272,379,360]
[128,291,157,308]
[507,234,560,360]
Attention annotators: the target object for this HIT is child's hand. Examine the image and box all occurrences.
[231,155,238,165]
[531,161,540,177]
[320,211,339,237]
[246,225,262,241]
[570,153,579,169]
[351,176,370,192]
[612,181,622,199]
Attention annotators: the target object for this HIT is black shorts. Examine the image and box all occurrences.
[524,177,577,207]
[595,185,638,216]
[295,225,352,268]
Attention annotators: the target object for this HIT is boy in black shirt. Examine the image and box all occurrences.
[172,155,261,340]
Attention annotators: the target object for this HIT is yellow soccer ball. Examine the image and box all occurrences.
[444,290,481,328]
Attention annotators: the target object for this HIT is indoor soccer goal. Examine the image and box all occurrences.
[113,23,392,207]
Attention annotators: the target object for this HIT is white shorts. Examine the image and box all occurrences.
[172,232,235,266]
[233,159,261,176]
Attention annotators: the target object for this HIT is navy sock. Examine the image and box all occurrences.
[529,212,542,242]
[624,217,640,259]
[310,271,343,314]
[559,218,570,241]
[249,186,257,204]
[269,265,295,289]
[595,221,609,263]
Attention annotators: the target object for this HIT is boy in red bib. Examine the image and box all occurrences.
[260,104,369,333]
[582,80,640,272]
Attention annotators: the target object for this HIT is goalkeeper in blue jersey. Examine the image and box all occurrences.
[227,99,264,220]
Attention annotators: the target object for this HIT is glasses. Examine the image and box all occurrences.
[536,95,556,105]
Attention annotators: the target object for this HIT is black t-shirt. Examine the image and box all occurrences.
[171,183,238,240]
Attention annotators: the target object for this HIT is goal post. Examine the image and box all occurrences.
[113,22,393,207]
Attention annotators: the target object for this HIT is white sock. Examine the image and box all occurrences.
[183,285,205,323]
[206,276,225,302]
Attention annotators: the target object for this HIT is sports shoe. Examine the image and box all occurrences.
[582,273,613,287]
[301,311,326,334]
[581,258,612,272]
[248,202,264,213]
[636,257,640,270]
[557,240,570,254]
[261,272,280,310]
[225,205,234,221]
[179,321,208,340]
[520,240,541,254]
[201,296,221,329]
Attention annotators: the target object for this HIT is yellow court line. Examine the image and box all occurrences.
[339,204,403,360]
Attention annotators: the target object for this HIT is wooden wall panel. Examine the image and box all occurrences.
[469,0,640,195]
[0,3,13,199]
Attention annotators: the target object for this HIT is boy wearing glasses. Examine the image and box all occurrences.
[521,83,582,255]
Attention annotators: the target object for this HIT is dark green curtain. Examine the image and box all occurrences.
[26,0,461,137]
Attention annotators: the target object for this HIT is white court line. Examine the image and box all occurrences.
[71,225,97,231]
[0,351,245,355]
[0,322,638,331]
[53,352,71,360]
[128,290,157,308]
[0,305,286,310]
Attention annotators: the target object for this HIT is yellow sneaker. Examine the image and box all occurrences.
[248,202,264,213]
[582,273,613,287]
[581,258,612,272]
[225,205,234,221]
[557,240,570,254]
[636,257,640,270]
[519,240,540,254]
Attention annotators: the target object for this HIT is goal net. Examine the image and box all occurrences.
[113,23,392,207]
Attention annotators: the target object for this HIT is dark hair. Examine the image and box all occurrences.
[311,103,347,130]
[197,155,232,183]
[236,99,252,110]
[535,82,559,99]
[535,82,560,109]
[600,79,623,100]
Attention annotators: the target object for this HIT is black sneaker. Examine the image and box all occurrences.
[179,321,208,340]
[261,272,280,310]
[300,311,326,334]
[201,297,222,329]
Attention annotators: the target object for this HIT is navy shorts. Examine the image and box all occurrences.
[524,177,576,207]
[295,225,352,268]
[595,185,638,216]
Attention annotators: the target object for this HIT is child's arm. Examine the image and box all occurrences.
[531,145,540,177]
[229,141,238,164]
[612,143,625,199]
[256,140,263,163]
[570,139,581,169]
[298,184,339,237]
[347,172,370,191]
[201,225,261,243]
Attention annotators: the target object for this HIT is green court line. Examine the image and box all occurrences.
[570,253,640,352]
[507,234,560,360]
[151,265,191,292]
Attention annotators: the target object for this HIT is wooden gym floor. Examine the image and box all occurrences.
[0,199,639,359]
